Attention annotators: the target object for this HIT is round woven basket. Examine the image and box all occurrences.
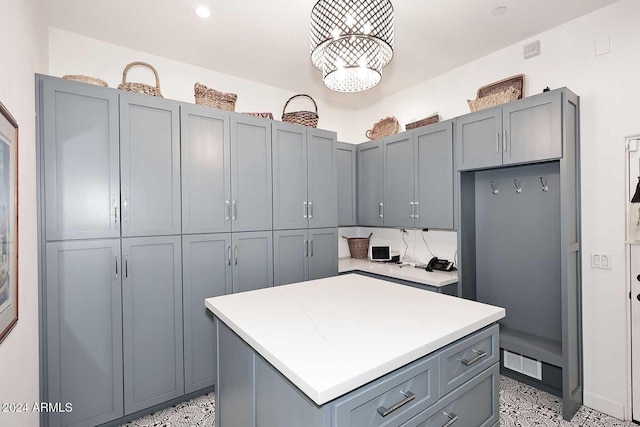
[366,116,399,140]
[342,233,373,259]
[282,94,318,128]
[117,62,163,98]
[62,75,108,87]
[194,83,238,111]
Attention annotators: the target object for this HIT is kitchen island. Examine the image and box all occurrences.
[205,274,505,427]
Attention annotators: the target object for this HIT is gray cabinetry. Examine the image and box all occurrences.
[308,228,338,281]
[230,115,273,232]
[456,109,503,171]
[308,128,338,228]
[232,231,273,293]
[383,132,415,228]
[357,140,384,226]
[337,142,357,227]
[121,236,184,414]
[41,77,120,241]
[182,233,231,394]
[180,105,231,234]
[120,94,181,237]
[45,240,123,427]
[273,229,338,286]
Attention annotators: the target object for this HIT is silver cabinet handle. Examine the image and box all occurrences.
[461,349,487,366]
[114,254,119,279]
[123,198,129,223]
[414,202,419,219]
[124,254,128,278]
[379,202,384,218]
[496,132,500,153]
[409,202,414,218]
[376,391,415,417]
[442,412,459,427]
[227,246,231,266]
[304,240,308,257]
[309,202,313,219]
[310,239,314,257]
[304,202,308,219]
[503,130,508,152]
[234,246,238,265]
[113,198,118,224]
[225,201,230,221]
[232,201,237,221]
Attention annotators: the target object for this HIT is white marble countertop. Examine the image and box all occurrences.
[205,274,505,405]
[339,257,459,287]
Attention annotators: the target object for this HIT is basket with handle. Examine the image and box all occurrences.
[282,94,318,128]
[117,61,163,98]
[62,75,108,87]
[342,233,373,259]
[366,116,399,140]
[194,82,238,111]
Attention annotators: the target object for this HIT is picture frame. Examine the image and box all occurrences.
[0,101,18,343]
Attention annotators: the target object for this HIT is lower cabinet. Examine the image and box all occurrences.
[121,236,184,415]
[232,231,274,293]
[274,228,338,286]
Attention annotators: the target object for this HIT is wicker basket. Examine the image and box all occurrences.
[366,117,399,140]
[477,74,525,100]
[62,75,108,87]
[195,83,238,111]
[468,87,521,112]
[243,112,273,119]
[117,62,163,98]
[282,94,318,128]
[342,233,373,259]
[405,113,440,131]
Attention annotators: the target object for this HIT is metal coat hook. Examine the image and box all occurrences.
[540,177,549,192]
[490,181,499,195]
[513,179,523,194]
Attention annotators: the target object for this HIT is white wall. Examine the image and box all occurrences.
[350,0,640,418]
[0,0,48,426]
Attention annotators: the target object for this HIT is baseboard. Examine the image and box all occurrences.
[584,391,626,420]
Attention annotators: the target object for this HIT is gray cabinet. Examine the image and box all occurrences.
[273,124,337,230]
[181,105,231,234]
[121,236,184,414]
[357,140,384,226]
[120,94,182,237]
[232,231,273,293]
[414,121,454,230]
[273,228,338,286]
[41,76,120,241]
[337,142,357,227]
[383,132,415,228]
[182,233,231,394]
[45,240,123,427]
[230,115,273,232]
[456,90,563,171]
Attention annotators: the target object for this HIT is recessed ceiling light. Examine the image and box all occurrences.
[492,6,507,15]
[195,5,212,18]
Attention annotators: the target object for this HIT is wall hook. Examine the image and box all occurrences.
[540,177,549,192]
[490,181,499,195]
[513,179,523,194]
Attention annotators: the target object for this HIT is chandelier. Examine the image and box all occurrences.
[310,0,395,93]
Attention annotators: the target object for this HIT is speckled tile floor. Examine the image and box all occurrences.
[122,376,635,426]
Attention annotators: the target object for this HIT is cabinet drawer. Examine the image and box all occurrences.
[333,355,439,427]
[401,363,499,427]
[439,325,498,395]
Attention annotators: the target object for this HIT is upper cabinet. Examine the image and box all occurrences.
[382,132,415,228]
[120,94,182,237]
[336,142,357,227]
[456,90,563,171]
[272,123,337,230]
[41,77,121,241]
[357,140,384,227]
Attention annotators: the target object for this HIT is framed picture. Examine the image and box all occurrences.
[0,101,18,343]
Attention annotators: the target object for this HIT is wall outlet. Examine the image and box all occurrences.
[591,252,612,269]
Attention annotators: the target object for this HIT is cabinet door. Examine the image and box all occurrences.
[273,229,308,286]
[182,233,231,394]
[46,240,123,427]
[308,128,338,228]
[415,121,454,230]
[357,140,384,226]
[232,231,273,293]
[502,91,562,165]
[181,105,231,234]
[120,94,181,237]
[456,109,503,171]
[337,142,357,227]
[272,122,308,230]
[309,228,338,281]
[383,132,415,227]
[41,77,120,241]
[231,115,273,232]
[122,236,184,414]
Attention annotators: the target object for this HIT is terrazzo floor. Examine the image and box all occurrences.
[122,376,636,426]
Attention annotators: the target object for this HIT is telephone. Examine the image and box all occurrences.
[426,256,455,272]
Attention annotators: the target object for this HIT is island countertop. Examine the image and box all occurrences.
[205,274,505,405]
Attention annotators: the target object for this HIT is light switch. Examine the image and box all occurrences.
[592,254,601,267]
[591,252,612,269]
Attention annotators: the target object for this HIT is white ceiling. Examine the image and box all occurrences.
[47,0,618,107]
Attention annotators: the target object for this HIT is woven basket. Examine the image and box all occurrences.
[63,75,108,87]
[195,83,238,111]
[342,233,373,259]
[117,62,163,98]
[243,112,273,119]
[282,94,318,128]
[477,74,525,100]
[468,87,521,112]
[406,113,440,131]
[366,117,399,140]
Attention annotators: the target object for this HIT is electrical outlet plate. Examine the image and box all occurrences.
[591,252,612,269]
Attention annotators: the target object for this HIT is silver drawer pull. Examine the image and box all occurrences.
[376,391,415,417]
[304,201,308,219]
[442,412,458,427]
[461,349,487,366]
